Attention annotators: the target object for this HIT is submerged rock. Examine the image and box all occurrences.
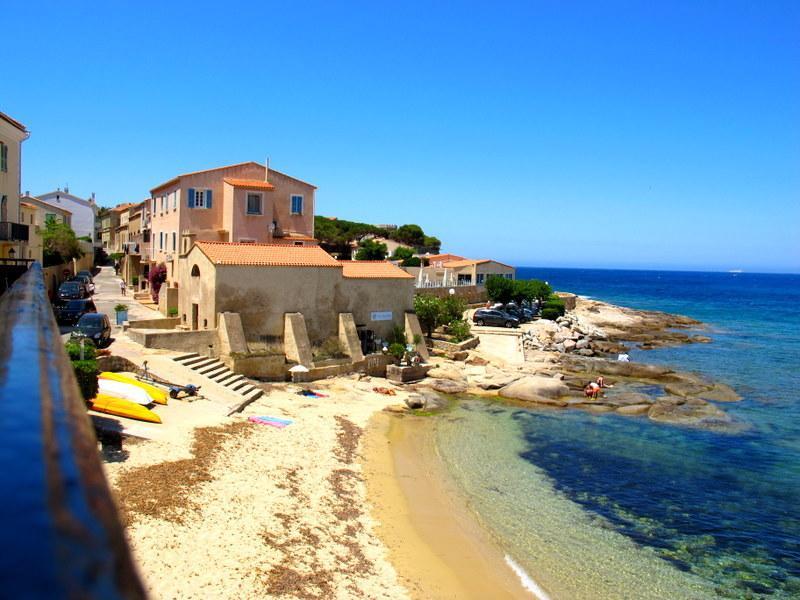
[648,396,732,428]
[428,378,468,394]
[616,404,652,416]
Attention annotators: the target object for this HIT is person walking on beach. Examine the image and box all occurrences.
[119,279,127,296]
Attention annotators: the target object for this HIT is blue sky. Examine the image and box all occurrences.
[3,1,798,272]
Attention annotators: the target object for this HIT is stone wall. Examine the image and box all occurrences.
[415,285,487,305]
[127,317,180,330]
[127,328,218,354]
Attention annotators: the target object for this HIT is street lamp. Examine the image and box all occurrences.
[448,288,455,296]
[8,248,15,259]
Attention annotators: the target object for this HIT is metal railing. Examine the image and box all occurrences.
[0,221,29,242]
[415,280,480,289]
[0,263,146,598]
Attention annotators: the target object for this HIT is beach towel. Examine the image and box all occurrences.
[297,389,328,398]
[248,416,294,428]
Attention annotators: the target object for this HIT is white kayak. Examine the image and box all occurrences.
[97,378,154,406]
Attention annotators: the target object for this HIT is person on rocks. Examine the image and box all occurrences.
[584,381,601,400]
[596,376,613,389]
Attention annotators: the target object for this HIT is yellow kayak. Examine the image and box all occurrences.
[90,394,162,424]
[99,372,168,405]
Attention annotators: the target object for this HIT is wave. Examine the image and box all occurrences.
[504,554,551,600]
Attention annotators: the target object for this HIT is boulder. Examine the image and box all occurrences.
[648,396,732,428]
[465,355,489,366]
[427,366,465,381]
[563,339,577,352]
[473,372,521,390]
[429,379,468,394]
[698,383,741,403]
[451,351,469,361]
[616,404,652,416]
[602,392,654,407]
[575,338,590,350]
[499,376,570,406]
[576,349,595,356]
[405,395,426,409]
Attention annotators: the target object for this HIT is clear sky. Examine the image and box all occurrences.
[3,1,798,272]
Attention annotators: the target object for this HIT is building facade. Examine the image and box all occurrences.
[177,241,414,343]
[18,194,72,263]
[0,111,30,261]
[413,258,515,288]
[149,161,317,282]
[34,189,98,243]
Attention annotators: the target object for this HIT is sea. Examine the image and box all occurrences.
[433,268,800,599]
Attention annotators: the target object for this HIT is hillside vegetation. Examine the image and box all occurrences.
[314,216,441,259]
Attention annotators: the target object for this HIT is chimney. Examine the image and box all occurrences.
[265,157,270,183]
[64,185,69,194]
[90,192,95,203]
[25,190,29,197]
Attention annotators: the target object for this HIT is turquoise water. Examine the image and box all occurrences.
[436,269,800,598]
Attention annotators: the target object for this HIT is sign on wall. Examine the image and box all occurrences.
[370,311,393,322]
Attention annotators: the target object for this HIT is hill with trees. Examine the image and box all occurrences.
[314,216,441,260]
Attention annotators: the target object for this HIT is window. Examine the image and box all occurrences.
[290,194,303,215]
[191,264,200,277]
[46,213,56,224]
[159,232,163,250]
[239,238,256,244]
[477,274,485,284]
[172,191,177,210]
[246,193,262,215]
[172,232,176,251]
[505,274,513,280]
[0,142,7,172]
[189,189,211,208]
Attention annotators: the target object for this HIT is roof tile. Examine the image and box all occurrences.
[195,241,340,267]
[341,261,415,279]
[223,178,275,191]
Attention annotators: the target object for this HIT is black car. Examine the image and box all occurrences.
[76,270,94,282]
[502,303,530,323]
[472,309,520,328]
[73,313,111,346]
[57,281,89,300]
[55,298,97,325]
[70,274,95,294]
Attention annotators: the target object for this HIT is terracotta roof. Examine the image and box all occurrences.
[427,253,464,262]
[194,241,341,267]
[0,111,27,132]
[281,232,317,241]
[111,202,135,213]
[20,201,36,209]
[223,178,275,191]
[341,261,415,279]
[442,259,514,269]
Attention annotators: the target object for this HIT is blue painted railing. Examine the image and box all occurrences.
[0,263,146,598]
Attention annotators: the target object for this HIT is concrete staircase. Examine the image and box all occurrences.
[172,353,264,406]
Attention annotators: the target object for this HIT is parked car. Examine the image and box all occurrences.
[54,298,97,325]
[70,274,95,294]
[76,270,94,282]
[73,313,112,347]
[502,303,530,322]
[57,281,89,301]
[472,309,519,328]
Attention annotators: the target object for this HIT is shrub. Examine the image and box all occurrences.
[386,325,407,346]
[540,307,562,321]
[355,239,388,260]
[65,338,97,361]
[447,319,472,343]
[72,359,98,401]
[148,263,167,302]
[388,343,406,361]
[440,295,466,325]
[402,256,421,267]
[114,303,129,313]
[132,276,139,286]
[168,307,179,317]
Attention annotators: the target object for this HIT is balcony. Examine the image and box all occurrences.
[0,221,29,242]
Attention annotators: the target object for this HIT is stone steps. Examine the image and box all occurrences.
[171,354,264,406]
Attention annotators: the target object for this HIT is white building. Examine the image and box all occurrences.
[33,189,98,243]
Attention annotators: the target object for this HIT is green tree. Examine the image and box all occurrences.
[485,275,514,304]
[395,224,425,247]
[355,238,388,260]
[422,236,441,253]
[42,220,84,266]
[391,246,414,261]
[528,280,553,306]
[440,295,466,325]
[414,294,443,337]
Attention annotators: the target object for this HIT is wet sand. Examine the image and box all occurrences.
[363,412,535,600]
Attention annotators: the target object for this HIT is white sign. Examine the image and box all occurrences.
[370,311,393,322]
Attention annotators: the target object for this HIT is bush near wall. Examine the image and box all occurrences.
[72,359,99,401]
[541,295,566,320]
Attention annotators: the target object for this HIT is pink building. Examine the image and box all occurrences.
[148,161,316,280]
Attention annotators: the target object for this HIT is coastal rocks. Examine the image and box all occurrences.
[647,396,733,429]
[601,392,654,407]
[465,354,489,366]
[428,378,468,394]
[405,390,446,411]
[616,404,652,416]
[499,376,570,406]
[426,366,464,381]
[562,356,676,380]
[473,372,520,390]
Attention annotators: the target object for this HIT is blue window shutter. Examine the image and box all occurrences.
[206,189,212,209]
[187,188,195,208]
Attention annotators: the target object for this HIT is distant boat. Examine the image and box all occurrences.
[728,269,744,274]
